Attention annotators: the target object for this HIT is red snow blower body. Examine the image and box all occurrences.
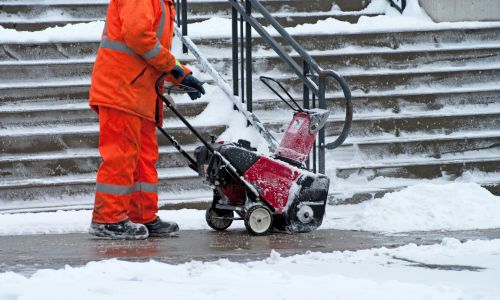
[155,74,349,235]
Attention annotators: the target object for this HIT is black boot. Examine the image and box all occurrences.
[89,219,149,240]
[144,217,179,237]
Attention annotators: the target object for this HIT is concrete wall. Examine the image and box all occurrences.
[420,0,500,22]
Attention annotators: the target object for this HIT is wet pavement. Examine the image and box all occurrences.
[1,228,500,274]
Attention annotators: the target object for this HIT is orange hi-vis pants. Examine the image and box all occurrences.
[92,106,159,224]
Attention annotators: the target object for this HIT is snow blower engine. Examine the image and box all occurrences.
[155,74,350,235]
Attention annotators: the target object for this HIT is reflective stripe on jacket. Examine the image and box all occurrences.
[89,0,190,124]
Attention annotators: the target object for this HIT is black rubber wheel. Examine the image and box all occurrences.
[206,207,234,231]
[244,205,273,235]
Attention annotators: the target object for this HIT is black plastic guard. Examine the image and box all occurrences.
[276,173,330,232]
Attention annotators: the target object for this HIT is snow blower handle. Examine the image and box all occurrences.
[155,73,260,199]
[155,73,216,154]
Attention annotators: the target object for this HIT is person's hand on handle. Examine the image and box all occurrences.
[182,74,205,100]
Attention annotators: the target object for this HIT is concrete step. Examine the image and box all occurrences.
[258,66,500,95]
[251,88,500,116]
[193,26,500,52]
[0,166,206,203]
[232,45,500,74]
[333,154,500,180]
[0,123,226,154]
[2,63,498,101]
[3,27,500,62]
[3,130,500,180]
[0,144,199,179]
[265,107,500,138]
[2,86,499,129]
[0,0,367,23]
[0,42,99,62]
[0,12,379,31]
[4,44,500,82]
[335,132,500,161]
[0,99,208,127]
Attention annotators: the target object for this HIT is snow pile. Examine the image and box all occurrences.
[329,182,500,232]
[1,238,499,299]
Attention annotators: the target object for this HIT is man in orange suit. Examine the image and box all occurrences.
[88,0,205,239]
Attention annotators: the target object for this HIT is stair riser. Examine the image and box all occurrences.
[0,42,99,62]
[334,113,500,137]
[0,150,196,179]
[0,62,94,83]
[338,136,500,161]
[334,159,500,180]
[0,103,208,127]
[0,126,226,154]
[3,68,497,102]
[195,27,500,51]
[268,113,500,137]
[1,89,497,128]
[3,111,499,156]
[248,48,500,74]
[0,85,89,102]
[5,46,500,82]
[252,90,500,115]
[4,28,499,63]
[0,175,207,203]
[0,14,370,32]
[267,69,500,95]
[0,0,363,21]
[4,135,499,180]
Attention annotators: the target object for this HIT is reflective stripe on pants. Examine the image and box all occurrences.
[92,106,159,224]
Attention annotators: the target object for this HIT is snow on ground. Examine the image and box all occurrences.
[1,182,500,235]
[327,182,500,233]
[1,238,499,299]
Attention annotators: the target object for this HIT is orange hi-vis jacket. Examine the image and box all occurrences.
[89,0,190,124]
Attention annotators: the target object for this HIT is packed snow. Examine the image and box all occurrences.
[1,238,499,299]
[1,182,500,235]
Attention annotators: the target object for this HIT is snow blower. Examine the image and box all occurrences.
[156,74,337,235]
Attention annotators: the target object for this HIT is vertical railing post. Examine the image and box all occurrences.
[176,0,180,27]
[240,10,245,103]
[181,0,188,53]
[232,6,239,97]
[245,0,252,112]
[303,60,310,169]
[318,78,326,174]
[312,92,317,173]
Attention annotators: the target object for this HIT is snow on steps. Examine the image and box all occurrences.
[1,3,500,209]
[0,0,372,30]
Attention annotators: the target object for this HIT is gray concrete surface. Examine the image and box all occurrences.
[1,228,500,275]
[420,0,500,22]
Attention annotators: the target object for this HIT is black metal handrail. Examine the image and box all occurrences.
[175,0,353,174]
